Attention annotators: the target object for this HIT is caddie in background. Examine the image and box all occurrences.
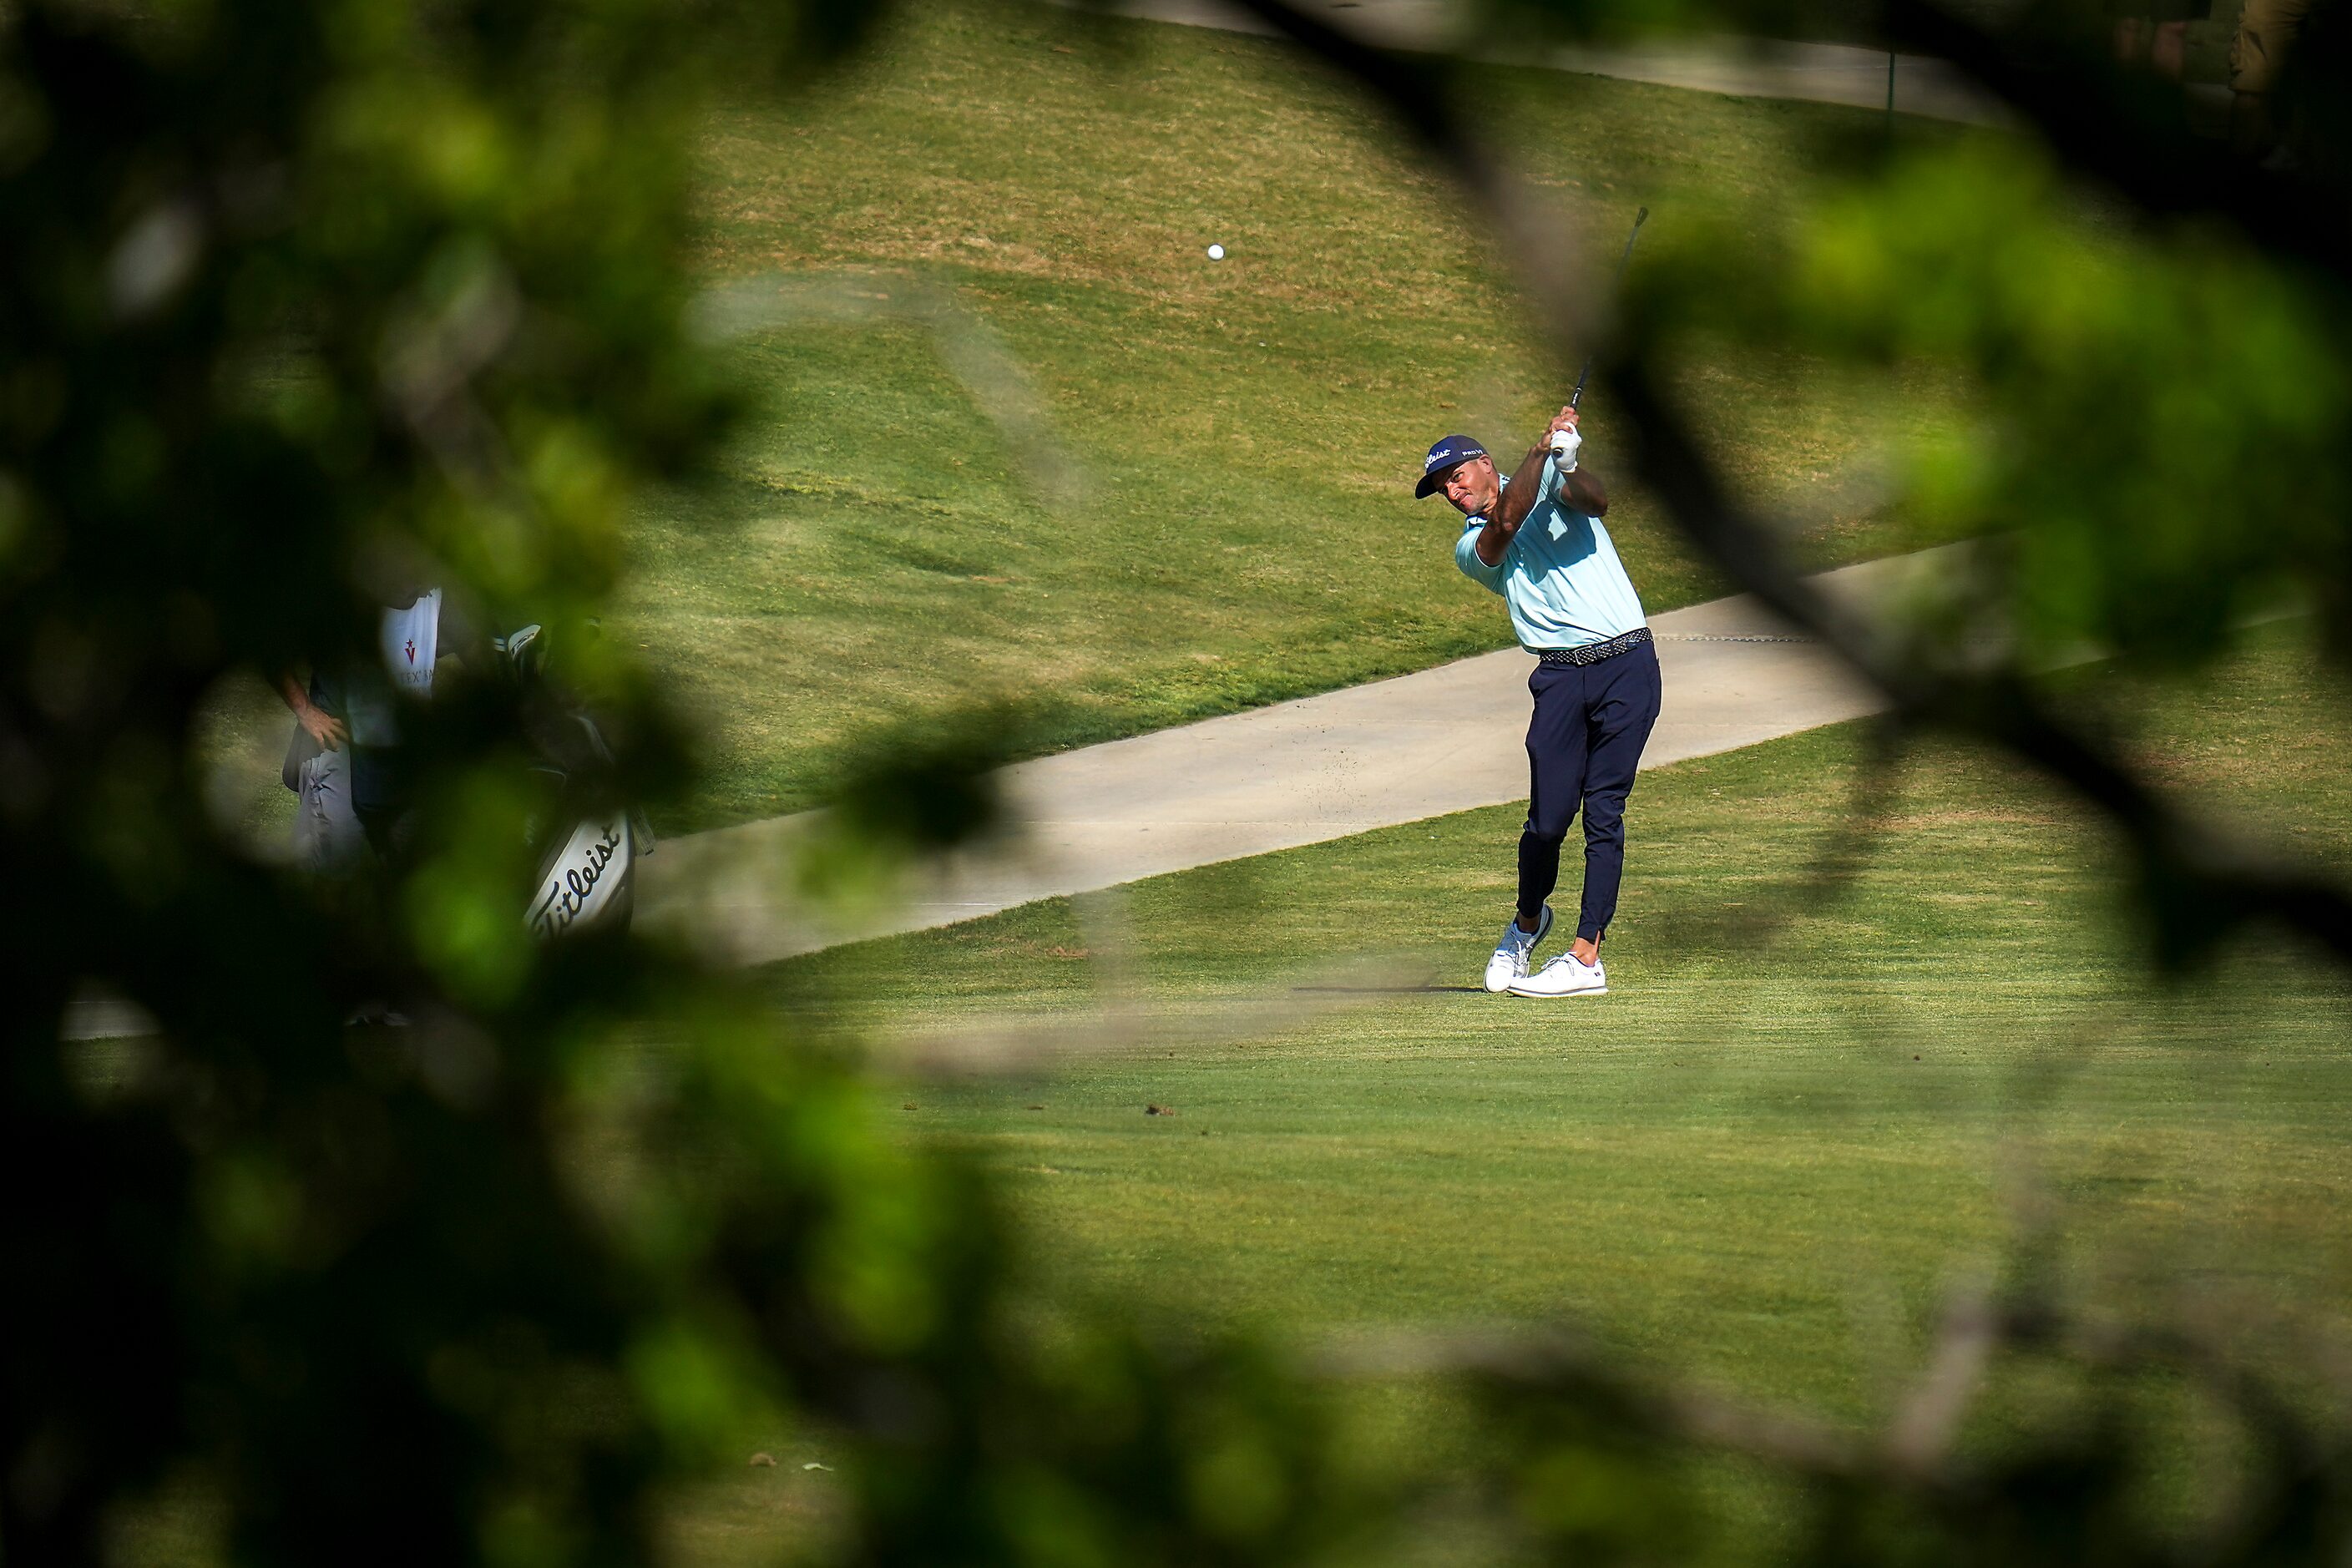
[1418,407,1662,998]
[279,574,484,873]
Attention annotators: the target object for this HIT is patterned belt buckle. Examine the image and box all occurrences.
[1537,627,1650,668]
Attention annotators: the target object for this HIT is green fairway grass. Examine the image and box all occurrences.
[628,3,1989,831]
[765,623,2352,1436]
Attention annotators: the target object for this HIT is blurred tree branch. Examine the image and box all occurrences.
[1317,1281,2352,1560]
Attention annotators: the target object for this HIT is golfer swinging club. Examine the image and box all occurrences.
[1417,407,1662,996]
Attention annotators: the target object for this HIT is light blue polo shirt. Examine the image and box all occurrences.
[1453,455,1646,651]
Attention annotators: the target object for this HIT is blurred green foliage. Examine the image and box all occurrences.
[8,0,2352,1561]
[795,701,1052,913]
[1636,134,2352,669]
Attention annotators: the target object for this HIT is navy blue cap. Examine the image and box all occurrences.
[1415,434,1487,498]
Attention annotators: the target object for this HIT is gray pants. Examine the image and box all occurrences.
[293,748,368,873]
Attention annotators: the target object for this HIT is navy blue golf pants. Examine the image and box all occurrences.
[1518,641,1662,943]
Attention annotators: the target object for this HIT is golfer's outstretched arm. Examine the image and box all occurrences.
[1541,404,1609,517]
[1474,443,1554,565]
[1561,466,1608,517]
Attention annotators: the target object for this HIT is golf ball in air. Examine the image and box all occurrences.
[1206,244,1225,260]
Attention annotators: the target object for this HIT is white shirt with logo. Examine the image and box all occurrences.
[347,589,443,746]
[1452,458,1646,651]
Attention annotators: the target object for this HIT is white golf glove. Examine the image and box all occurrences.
[1548,425,1582,472]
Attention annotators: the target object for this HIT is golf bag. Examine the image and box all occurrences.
[498,625,655,940]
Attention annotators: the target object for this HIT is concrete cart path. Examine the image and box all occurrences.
[58,547,1945,1039]
[638,547,1955,967]
[1068,0,2012,125]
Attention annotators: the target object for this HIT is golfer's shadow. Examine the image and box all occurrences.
[1289,984,1487,994]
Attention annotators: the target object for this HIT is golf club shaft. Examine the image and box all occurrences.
[1569,205,1650,411]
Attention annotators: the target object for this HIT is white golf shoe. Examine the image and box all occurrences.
[1507,952,1607,998]
[1483,905,1553,993]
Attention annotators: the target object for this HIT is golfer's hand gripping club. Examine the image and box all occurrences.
[1545,407,1582,471]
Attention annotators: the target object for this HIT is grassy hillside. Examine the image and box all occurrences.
[624,3,1987,831]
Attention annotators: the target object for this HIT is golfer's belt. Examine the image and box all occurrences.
[1533,627,1652,668]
